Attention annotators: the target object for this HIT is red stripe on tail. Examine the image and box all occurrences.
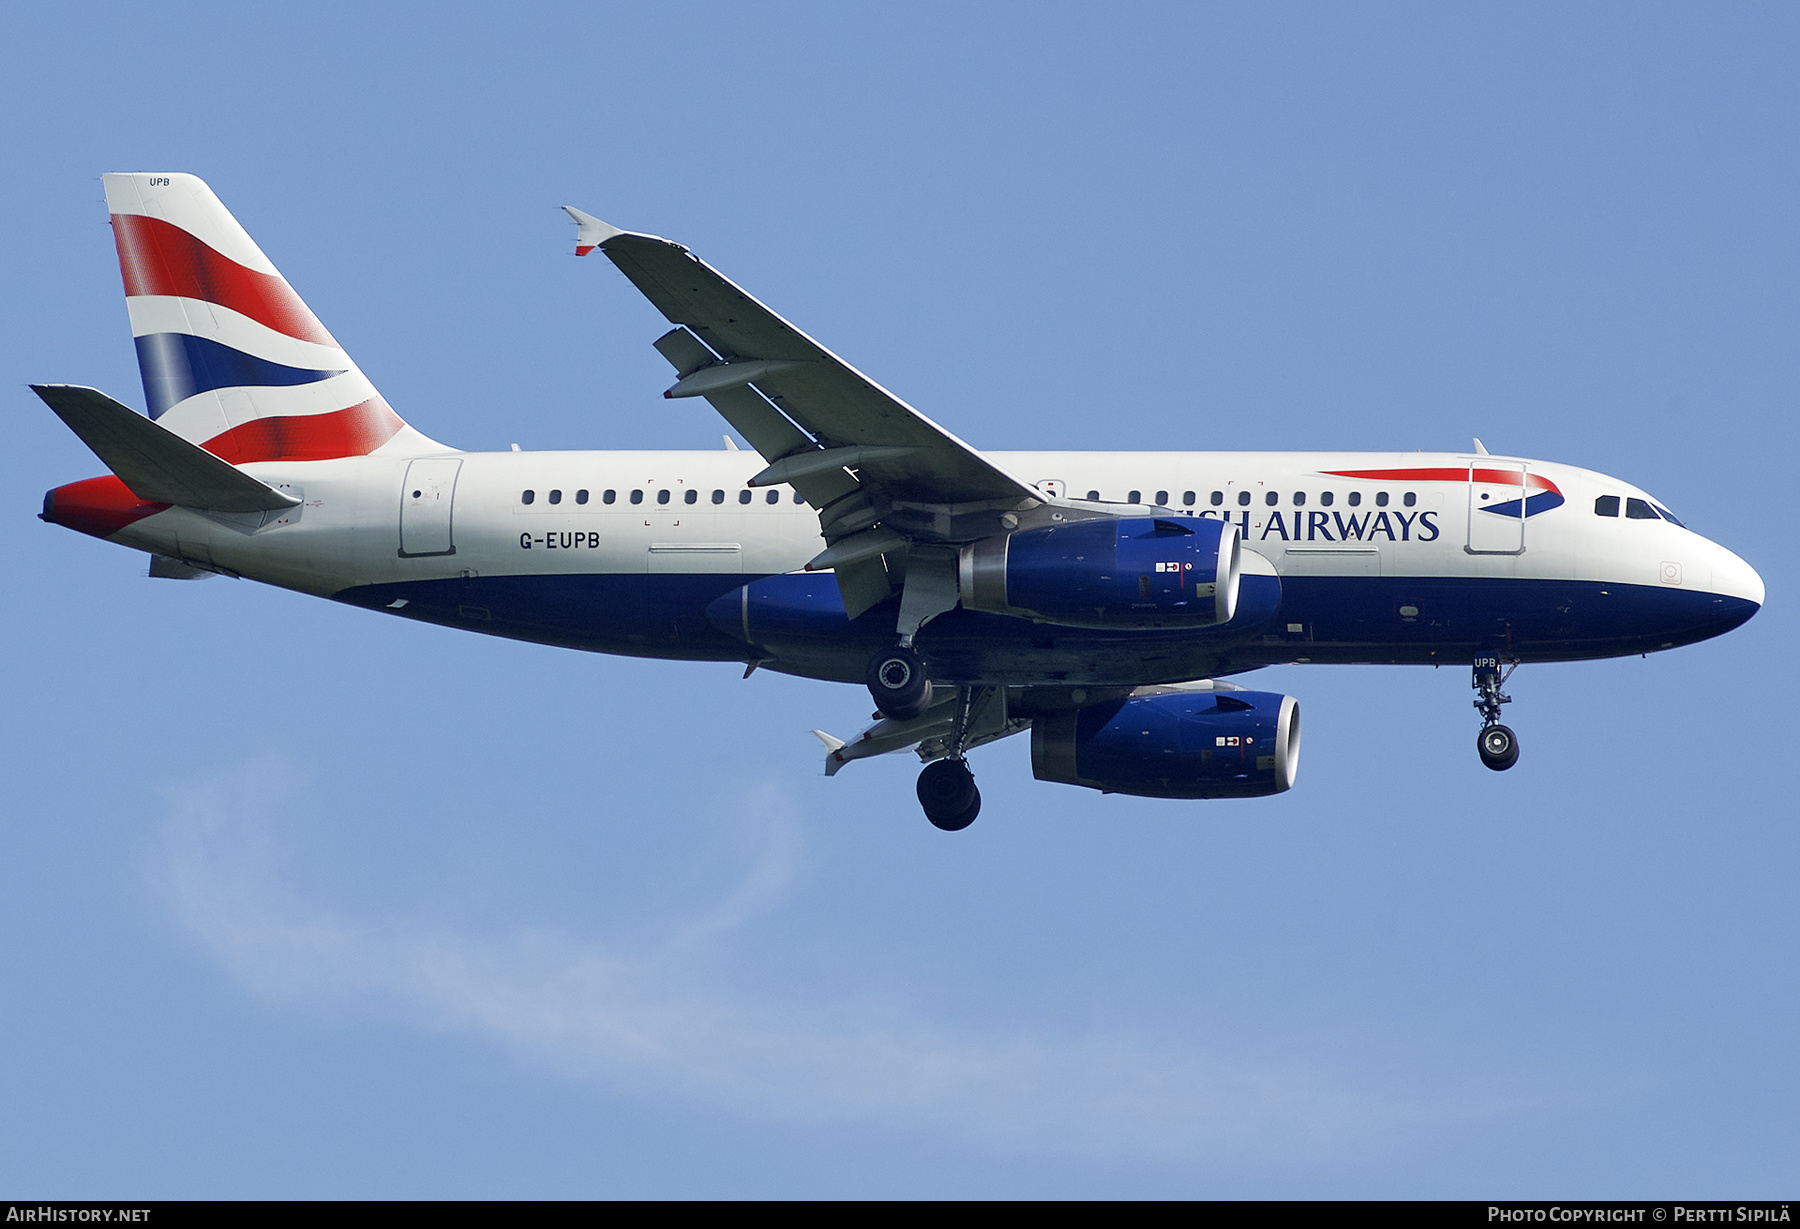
[200,399,405,463]
[112,213,337,348]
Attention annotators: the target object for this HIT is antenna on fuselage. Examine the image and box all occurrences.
[1473,438,1490,455]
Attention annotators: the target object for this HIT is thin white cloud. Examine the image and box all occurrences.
[149,754,1525,1164]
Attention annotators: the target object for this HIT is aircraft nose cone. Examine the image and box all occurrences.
[1711,544,1765,611]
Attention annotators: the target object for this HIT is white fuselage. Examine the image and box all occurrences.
[102,448,1762,611]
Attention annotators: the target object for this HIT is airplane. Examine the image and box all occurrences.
[33,173,1765,831]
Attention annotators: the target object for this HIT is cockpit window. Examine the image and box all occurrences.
[1625,497,1659,520]
[1653,502,1686,528]
[1594,495,1620,517]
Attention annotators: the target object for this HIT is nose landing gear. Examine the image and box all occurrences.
[1473,656,1521,771]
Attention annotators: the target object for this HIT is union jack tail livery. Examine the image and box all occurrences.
[104,172,438,461]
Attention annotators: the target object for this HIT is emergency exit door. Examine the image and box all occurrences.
[400,458,462,557]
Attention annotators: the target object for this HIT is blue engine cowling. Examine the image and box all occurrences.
[1030,688,1300,799]
[959,516,1241,629]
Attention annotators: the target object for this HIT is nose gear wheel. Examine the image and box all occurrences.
[1472,656,1521,771]
[1477,723,1520,771]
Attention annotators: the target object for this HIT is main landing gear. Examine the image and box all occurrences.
[916,683,985,829]
[866,645,932,720]
[917,757,980,831]
[1472,656,1521,771]
[865,644,983,830]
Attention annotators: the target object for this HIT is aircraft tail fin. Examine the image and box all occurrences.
[101,173,442,460]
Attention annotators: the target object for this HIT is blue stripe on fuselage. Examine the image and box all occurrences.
[332,571,1759,685]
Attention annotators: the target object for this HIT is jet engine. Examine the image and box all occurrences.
[1030,687,1300,799]
[959,517,1241,630]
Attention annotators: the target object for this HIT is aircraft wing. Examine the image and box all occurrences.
[564,209,1042,557]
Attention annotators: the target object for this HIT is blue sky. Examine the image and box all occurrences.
[2,2,1794,1197]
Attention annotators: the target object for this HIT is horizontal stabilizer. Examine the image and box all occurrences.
[32,384,301,513]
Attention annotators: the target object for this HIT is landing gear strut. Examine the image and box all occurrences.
[1472,655,1520,771]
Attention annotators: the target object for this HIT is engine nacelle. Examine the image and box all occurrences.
[960,517,1241,629]
[1030,688,1300,799]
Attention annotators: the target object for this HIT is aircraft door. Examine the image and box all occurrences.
[400,457,462,557]
[1465,461,1527,556]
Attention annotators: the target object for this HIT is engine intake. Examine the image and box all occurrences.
[960,516,1241,629]
[1031,688,1300,799]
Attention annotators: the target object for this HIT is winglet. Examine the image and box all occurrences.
[561,205,625,256]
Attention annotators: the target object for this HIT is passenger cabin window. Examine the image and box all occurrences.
[1238,490,1251,506]
[684,489,697,504]
[1128,490,1141,504]
[739,490,752,504]
[1211,491,1224,506]
[657,489,671,505]
[1320,491,1334,507]
[1265,491,1278,506]
[795,491,805,504]
[1403,492,1416,507]
[603,489,616,504]
[1348,491,1362,507]
[549,489,562,505]
[1293,491,1306,506]
[1086,490,1100,501]
[1594,495,1620,517]
[712,489,724,504]
[1376,491,1390,507]
[520,489,535,505]
[576,489,589,505]
[1183,491,1195,506]
[630,490,643,505]
[1155,490,1168,506]
[766,490,779,504]
[1626,498,1659,520]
